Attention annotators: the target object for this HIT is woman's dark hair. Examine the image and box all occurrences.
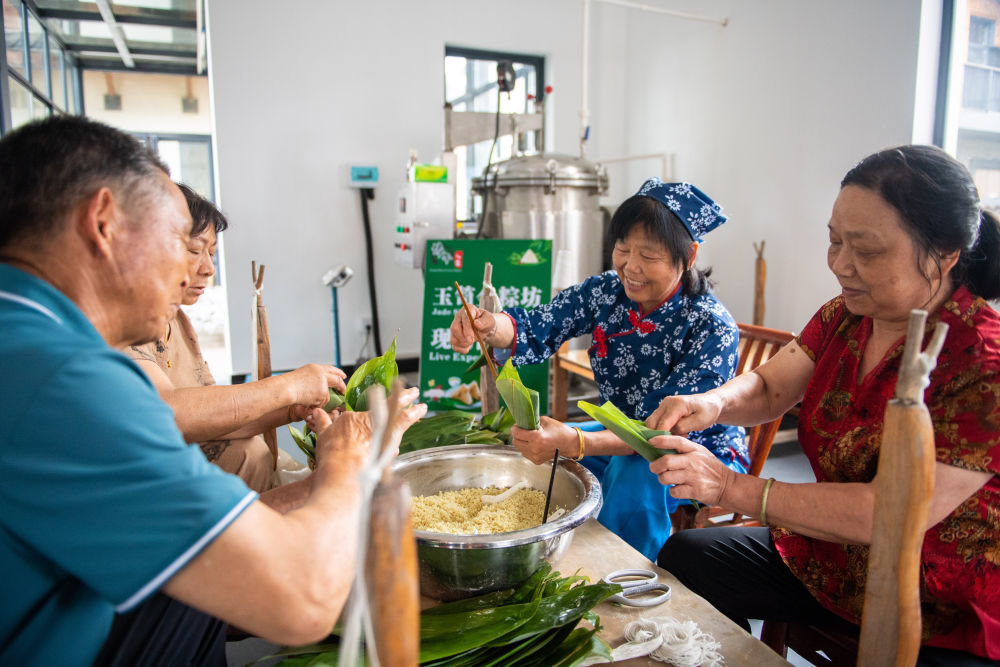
[841,144,1000,300]
[176,182,228,237]
[607,194,712,295]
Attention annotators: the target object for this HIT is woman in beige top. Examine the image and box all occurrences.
[129,184,346,492]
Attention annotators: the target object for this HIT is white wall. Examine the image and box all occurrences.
[612,0,926,333]
[83,70,211,135]
[207,0,931,373]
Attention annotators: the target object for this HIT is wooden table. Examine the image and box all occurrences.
[558,519,789,665]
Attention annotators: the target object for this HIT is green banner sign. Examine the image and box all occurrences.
[419,238,552,414]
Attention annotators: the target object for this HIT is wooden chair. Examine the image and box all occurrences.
[761,312,945,666]
[671,322,796,531]
[552,341,595,421]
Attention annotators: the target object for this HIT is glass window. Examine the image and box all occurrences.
[31,94,50,120]
[9,74,31,129]
[969,16,995,65]
[65,60,79,113]
[444,49,543,221]
[3,0,26,79]
[26,11,46,90]
[49,41,65,110]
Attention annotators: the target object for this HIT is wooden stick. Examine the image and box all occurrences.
[478,263,500,415]
[251,260,278,469]
[857,310,946,667]
[365,382,419,666]
[752,241,766,327]
[455,280,499,380]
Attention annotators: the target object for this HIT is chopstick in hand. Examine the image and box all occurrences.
[454,281,499,380]
[542,448,559,524]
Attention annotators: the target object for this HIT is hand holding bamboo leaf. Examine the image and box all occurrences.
[510,416,579,465]
[578,400,675,461]
[305,408,371,472]
[647,435,740,507]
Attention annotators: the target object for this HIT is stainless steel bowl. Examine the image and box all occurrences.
[392,445,603,600]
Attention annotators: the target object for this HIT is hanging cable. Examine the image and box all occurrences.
[359,188,383,356]
[474,82,504,239]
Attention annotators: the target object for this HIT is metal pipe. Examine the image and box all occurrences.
[195,0,205,74]
[594,0,728,26]
[598,152,673,180]
[94,0,135,68]
[580,0,590,158]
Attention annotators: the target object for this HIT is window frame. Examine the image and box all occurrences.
[1,0,82,135]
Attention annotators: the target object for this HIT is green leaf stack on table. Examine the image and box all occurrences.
[255,564,620,666]
[397,409,514,455]
[577,400,676,461]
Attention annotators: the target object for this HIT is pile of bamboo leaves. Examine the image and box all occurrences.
[258,564,620,666]
[397,408,513,454]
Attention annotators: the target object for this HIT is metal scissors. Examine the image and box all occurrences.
[602,569,671,607]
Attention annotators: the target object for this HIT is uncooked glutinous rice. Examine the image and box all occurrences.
[412,486,559,535]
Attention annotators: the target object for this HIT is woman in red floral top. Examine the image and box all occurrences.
[650,145,1000,664]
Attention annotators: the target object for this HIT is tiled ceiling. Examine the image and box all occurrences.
[30,0,200,74]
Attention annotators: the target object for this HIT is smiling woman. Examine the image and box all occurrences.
[447,177,745,560]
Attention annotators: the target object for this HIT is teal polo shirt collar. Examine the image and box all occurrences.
[0,263,103,341]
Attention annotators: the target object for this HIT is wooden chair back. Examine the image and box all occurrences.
[762,312,945,667]
[736,323,797,477]
[672,322,795,531]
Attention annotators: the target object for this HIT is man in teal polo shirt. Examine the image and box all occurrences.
[0,116,425,666]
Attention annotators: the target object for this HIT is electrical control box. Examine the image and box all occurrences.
[396,165,454,269]
[347,165,379,188]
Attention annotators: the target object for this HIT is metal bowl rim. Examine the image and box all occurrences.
[394,444,603,549]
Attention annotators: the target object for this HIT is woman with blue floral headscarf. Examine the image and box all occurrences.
[450,178,746,559]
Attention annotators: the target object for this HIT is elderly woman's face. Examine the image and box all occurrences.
[612,224,687,314]
[827,185,948,324]
[181,226,217,306]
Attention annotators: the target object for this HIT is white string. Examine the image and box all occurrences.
[337,390,391,667]
[588,617,725,666]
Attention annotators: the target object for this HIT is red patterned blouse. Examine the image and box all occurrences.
[772,286,1000,658]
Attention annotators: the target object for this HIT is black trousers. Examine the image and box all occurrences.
[657,527,999,667]
[92,592,227,667]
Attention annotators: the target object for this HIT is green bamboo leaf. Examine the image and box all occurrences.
[419,600,539,661]
[481,625,575,667]
[577,400,676,461]
[398,412,505,454]
[422,588,517,616]
[495,359,539,429]
[464,352,489,376]
[323,388,345,411]
[287,424,315,462]
[344,336,398,411]
[485,582,620,646]
[249,641,341,664]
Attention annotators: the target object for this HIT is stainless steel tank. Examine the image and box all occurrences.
[472,154,609,289]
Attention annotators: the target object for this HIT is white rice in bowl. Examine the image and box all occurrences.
[412,486,562,535]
